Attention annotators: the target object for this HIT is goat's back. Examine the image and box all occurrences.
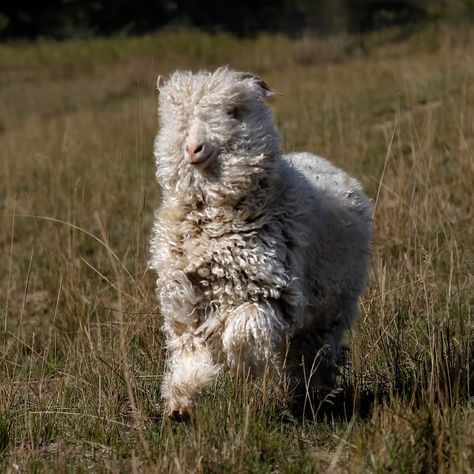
[277,152,372,322]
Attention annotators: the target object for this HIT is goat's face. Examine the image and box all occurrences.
[154,67,281,205]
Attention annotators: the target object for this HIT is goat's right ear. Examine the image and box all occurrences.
[156,75,167,91]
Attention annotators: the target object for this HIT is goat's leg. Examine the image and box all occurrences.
[221,302,289,376]
[161,332,220,420]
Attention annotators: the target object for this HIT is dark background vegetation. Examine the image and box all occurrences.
[1,0,474,39]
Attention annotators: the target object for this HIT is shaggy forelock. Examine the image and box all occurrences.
[161,68,254,110]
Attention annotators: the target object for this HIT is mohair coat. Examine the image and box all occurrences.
[150,67,372,418]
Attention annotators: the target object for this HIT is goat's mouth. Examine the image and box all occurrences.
[189,150,216,168]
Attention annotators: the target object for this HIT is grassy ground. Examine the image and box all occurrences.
[1,27,473,472]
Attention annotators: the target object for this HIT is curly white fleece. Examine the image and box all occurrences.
[150,67,372,417]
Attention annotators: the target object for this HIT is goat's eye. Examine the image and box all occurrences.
[227,106,245,120]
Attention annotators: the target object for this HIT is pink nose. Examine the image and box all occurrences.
[185,142,212,164]
[186,143,203,156]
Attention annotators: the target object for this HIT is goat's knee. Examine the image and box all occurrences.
[222,302,289,374]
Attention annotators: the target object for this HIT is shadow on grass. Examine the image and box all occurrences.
[291,355,474,424]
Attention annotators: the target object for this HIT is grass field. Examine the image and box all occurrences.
[1,27,473,472]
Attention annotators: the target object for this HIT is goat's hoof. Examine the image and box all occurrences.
[167,406,191,422]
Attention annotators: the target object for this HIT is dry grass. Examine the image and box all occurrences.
[0,27,473,472]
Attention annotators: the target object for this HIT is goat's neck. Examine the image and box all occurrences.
[164,183,276,236]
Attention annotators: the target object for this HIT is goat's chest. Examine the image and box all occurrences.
[177,221,288,305]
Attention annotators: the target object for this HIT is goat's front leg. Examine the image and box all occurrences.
[158,271,220,420]
[161,331,220,420]
[221,301,289,376]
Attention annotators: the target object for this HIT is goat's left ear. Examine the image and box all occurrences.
[256,78,283,99]
[156,75,167,91]
[240,72,283,99]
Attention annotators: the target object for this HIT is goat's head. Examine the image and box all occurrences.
[154,67,282,206]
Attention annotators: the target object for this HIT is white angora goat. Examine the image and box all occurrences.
[150,67,372,420]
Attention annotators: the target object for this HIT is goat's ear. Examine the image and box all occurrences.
[156,75,167,91]
[240,72,283,99]
[256,78,283,99]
